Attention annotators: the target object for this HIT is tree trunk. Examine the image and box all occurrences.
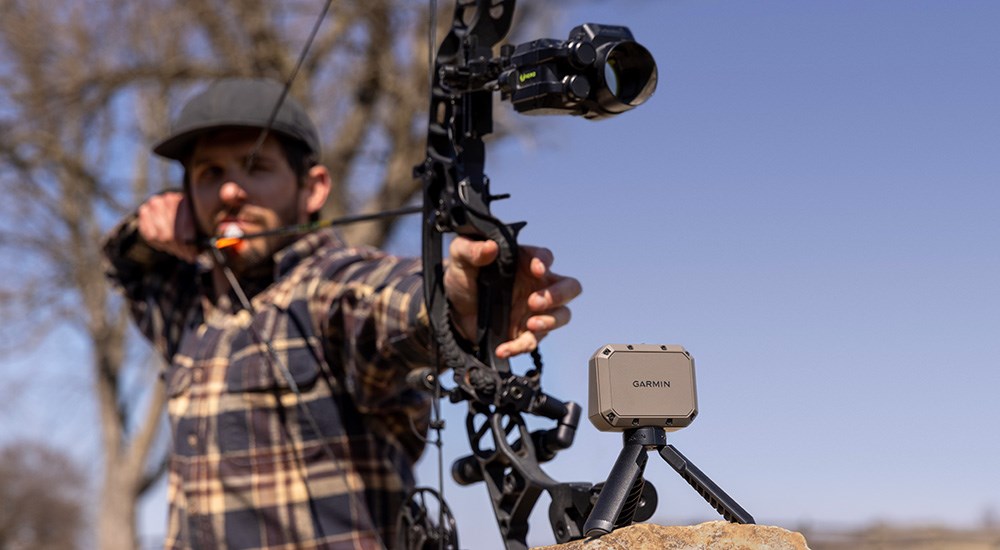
[98,465,138,550]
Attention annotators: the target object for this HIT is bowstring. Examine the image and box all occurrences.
[425,1,451,549]
[244,0,334,172]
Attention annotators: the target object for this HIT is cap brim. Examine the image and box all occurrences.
[152,123,307,161]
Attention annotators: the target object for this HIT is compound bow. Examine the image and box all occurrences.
[410,1,604,548]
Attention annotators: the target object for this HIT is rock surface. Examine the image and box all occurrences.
[531,521,811,550]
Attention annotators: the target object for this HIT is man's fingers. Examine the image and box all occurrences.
[138,201,170,243]
[520,245,554,277]
[526,306,572,333]
[528,275,583,312]
[496,331,539,359]
[136,192,198,262]
[497,307,573,358]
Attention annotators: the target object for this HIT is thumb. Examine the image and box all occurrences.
[449,237,499,269]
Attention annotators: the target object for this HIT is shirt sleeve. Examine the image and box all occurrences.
[102,213,198,361]
[320,250,436,412]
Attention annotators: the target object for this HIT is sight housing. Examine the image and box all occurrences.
[497,23,658,120]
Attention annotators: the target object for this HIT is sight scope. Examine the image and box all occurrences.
[498,23,658,120]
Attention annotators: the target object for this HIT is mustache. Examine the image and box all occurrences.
[212,210,264,232]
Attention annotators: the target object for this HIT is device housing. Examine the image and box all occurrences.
[588,344,697,432]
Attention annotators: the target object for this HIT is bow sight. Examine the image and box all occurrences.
[498,23,658,119]
[436,20,658,120]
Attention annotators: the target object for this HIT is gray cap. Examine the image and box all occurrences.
[152,78,320,161]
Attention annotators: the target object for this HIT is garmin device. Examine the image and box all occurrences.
[583,344,755,535]
[588,344,698,432]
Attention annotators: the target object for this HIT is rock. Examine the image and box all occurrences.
[531,521,811,550]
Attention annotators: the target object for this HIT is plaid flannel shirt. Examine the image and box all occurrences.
[104,219,435,549]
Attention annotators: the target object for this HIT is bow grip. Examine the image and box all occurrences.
[466,217,524,370]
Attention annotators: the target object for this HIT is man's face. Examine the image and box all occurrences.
[187,129,317,272]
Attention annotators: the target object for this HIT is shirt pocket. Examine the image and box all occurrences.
[224,341,321,392]
[218,339,324,466]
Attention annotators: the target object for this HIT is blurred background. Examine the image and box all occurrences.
[1,1,997,548]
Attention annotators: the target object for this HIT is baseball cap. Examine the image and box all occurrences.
[152,77,321,161]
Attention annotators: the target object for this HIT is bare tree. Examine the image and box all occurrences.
[0,442,86,550]
[0,1,552,548]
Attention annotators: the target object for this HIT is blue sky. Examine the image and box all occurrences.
[6,1,998,548]
[406,1,1000,547]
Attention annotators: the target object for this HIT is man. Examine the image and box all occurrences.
[103,78,581,549]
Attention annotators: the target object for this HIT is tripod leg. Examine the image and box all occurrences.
[659,444,755,524]
[583,442,647,537]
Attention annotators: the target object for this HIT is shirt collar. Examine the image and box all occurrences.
[194,228,345,312]
[273,227,346,277]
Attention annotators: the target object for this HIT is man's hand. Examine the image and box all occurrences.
[444,237,582,359]
[136,191,199,263]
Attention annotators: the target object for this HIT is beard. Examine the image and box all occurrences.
[219,234,299,278]
[210,207,297,277]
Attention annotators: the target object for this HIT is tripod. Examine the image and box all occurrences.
[583,426,755,536]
